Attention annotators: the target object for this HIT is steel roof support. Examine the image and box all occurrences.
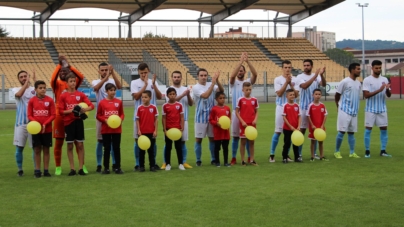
[32,0,67,38]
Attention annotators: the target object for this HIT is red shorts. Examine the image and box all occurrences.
[239,123,254,138]
[53,115,65,139]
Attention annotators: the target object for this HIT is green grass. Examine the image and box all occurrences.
[1,100,404,227]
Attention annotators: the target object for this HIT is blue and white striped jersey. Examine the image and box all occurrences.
[165,86,190,121]
[274,75,298,106]
[337,77,361,116]
[362,75,389,114]
[296,73,322,110]
[192,82,218,124]
[11,86,35,126]
[130,78,158,120]
[230,78,251,110]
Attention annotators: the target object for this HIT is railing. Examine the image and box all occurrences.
[142,50,170,85]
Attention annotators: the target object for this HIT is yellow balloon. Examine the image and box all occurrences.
[218,116,230,130]
[314,128,327,141]
[138,135,151,150]
[27,121,41,135]
[291,130,304,146]
[107,115,122,129]
[245,126,258,140]
[79,102,89,116]
[167,128,182,141]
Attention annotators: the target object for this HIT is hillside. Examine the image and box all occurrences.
[336,39,404,50]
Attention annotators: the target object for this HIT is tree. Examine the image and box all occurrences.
[324,48,359,67]
[0,26,10,37]
[143,31,166,38]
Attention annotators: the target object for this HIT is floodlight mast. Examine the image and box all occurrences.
[357,3,369,79]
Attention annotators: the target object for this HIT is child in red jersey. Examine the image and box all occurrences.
[136,90,159,172]
[282,89,301,163]
[162,87,185,171]
[307,88,328,161]
[96,83,125,174]
[235,82,259,166]
[27,80,56,178]
[209,92,231,167]
[59,73,94,176]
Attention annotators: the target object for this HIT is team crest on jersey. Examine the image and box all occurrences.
[114,103,119,107]
[149,108,154,113]
[226,110,229,115]
[45,102,49,107]
[31,90,35,95]
[176,105,180,110]
[76,96,80,101]
[251,101,255,105]
[382,82,386,85]
[291,82,295,86]
[294,107,299,111]
[321,108,324,112]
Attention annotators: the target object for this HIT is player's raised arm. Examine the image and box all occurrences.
[152,74,163,100]
[215,71,224,93]
[245,53,258,85]
[230,53,245,85]
[109,64,122,89]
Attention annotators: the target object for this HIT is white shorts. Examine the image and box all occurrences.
[133,121,139,139]
[337,111,358,132]
[275,105,284,133]
[194,122,214,138]
[181,121,189,141]
[231,110,240,137]
[13,124,33,148]
[365,112,388,127]
[96,120,102,140]
[300,110,309,129]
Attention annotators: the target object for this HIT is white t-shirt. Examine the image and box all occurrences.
[192,82,218,124]
[230,78,251,110]
[91,78,116,104]
[11,86,35,126]
[165,86,190,121]
[362,75,389,114]
[274,75,298,106]
[296,73,322,110]
[130,78,158,120]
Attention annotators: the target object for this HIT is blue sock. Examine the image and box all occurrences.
[96,142,103,166]
[364,129,371,151]
[163,145,166,163]
[270,133,280,155]
[134,143,139,166]
[110,143,116,165]
[194,142,202,162]
[348,134,355,154]
[182,143,187,163]
[335,132,344,152]
[231,137,239,158]
[15,146,23,170]
[246,140,250,158]
[209,141,215,161]
[380,130,388,151]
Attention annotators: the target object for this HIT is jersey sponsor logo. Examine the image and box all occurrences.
[44,102,49,107]
[104,110,119,116]
[242,101,246,105]
[294,107,299,112]
[114,103,119,107]
[75,96,80,101]
[66,104,76,109]
[149,108,154,113]
[33,109,49,116]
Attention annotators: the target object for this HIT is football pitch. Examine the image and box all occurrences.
[0,100,403,227]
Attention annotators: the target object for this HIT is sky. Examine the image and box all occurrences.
[0,0,403,41]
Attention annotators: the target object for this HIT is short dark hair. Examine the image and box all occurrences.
[313,88,322,94]
[197,68,208,76]
[142,90,152,98]
[243,82,252,87]
[65,72,77,81]
[240,65,246,71]
[371,60,382,67]
[303,59,313,66]
[17,70,27,79]
[286,88,294,94]
[282,60,292,67]
[215,91,225,99]
[98,62,108,68]
[105,83,116,91]
[348,63,360,73]
[34,80,46,89]
[171,71,182,77]
[138,63,149,71]
[166,87,176,96]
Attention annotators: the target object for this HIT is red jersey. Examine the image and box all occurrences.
[50,64,84,115]
[306,102,327,130]
[58,90,94,126]
[27,95,56,133]
[96,98,125,134]
[236,96,259,124]
[162,102,183,129]
[209,105,231,140]
[136,104,158,134]
[282,103,300,130]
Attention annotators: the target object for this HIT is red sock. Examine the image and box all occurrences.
[54,139,64,167]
